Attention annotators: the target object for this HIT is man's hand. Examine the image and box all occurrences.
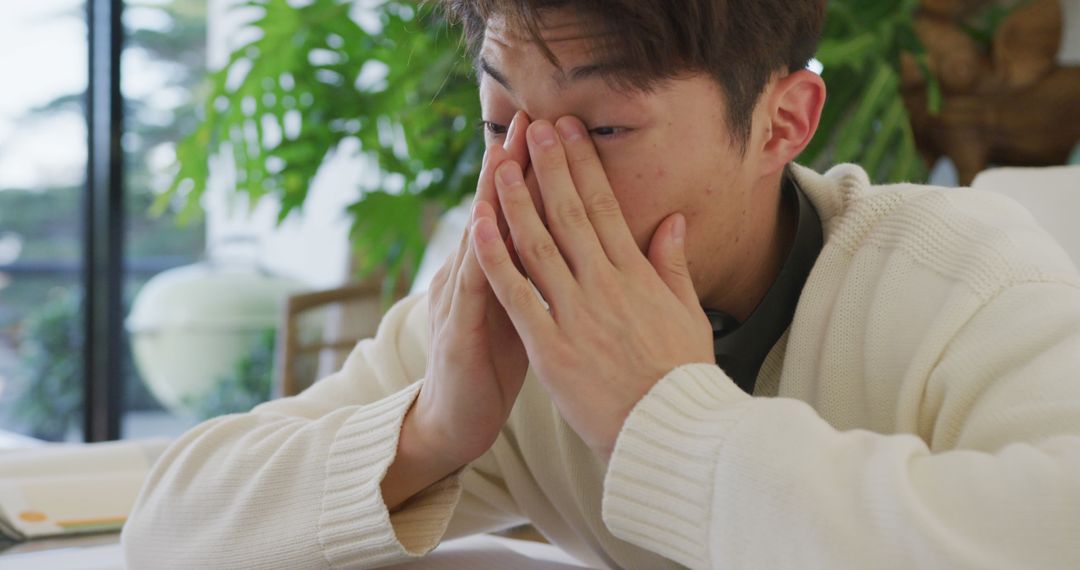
[471,116,715,462]
[410,112,533,470]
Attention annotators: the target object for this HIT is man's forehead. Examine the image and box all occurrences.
[484,10,609,45]
[481,12,625,92]
[481,10,614,66]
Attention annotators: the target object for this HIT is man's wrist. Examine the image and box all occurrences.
[381,402,464,513]
[400,399,471,481]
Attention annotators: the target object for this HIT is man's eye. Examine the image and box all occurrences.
[480,121,508,136]
[588,126,626,138]
[481,121,625,139]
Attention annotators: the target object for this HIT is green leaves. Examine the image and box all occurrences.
[162,0,482,286]
[801,0,932,184]
[8,288,83,441]
[816,33,879,71]
[346,190,428,298]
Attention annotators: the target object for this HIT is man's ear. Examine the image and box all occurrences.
[758,69,826,175]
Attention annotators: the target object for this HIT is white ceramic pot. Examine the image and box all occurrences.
[126,262,307,415]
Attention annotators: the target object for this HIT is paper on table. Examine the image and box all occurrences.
[0,439,171,541]
[0,432,42,453]
[0,543,124,570]
[0,472,146,539]
[0,438,170,479]
[0,534,599,570]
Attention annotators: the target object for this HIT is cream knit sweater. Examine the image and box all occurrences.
[122,164,1080,569]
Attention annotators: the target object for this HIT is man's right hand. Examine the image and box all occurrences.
[383,114,534,512]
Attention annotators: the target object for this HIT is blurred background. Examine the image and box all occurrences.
[0,0,1077,444]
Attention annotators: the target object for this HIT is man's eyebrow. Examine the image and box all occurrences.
[478,57,515,94]
[478,56,620,93]
[558,63,617,84]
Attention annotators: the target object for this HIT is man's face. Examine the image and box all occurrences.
[478,9,764,288]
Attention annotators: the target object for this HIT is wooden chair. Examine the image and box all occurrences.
[274,279,408,398]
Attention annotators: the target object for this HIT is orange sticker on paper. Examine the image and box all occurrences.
[18,510,47,523]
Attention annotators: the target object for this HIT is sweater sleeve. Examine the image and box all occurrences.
[601,280,1080,570]
[122,293,526,569]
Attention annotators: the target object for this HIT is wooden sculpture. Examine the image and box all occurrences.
[900,0,1080,184]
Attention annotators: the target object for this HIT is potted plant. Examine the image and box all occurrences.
[160,0,481,291]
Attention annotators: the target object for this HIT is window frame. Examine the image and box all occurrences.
[84,0,125,442]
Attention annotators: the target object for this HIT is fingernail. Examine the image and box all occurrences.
[498,162,523,186]
[475,219,498,243]
[504,113,519,150]
[556,118,584,141]
[672,215,686,244]
[530,122,557,147]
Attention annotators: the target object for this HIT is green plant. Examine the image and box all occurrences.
[163,0,481,291]
[6,288,83,441]
[801,0,933,183]
[803,0,1031,184]
[186,329,276,420]
[2,287,164,441]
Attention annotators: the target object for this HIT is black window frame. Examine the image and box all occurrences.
[84,0,125,442]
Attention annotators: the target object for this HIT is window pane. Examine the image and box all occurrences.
[121,0,208,439]
[0,1,88,443]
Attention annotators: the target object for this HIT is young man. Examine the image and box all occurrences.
[123,1,1080,568]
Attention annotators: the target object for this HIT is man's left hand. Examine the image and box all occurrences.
[471,116,715,462]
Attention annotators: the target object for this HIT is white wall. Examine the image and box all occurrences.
[1061,0,1080,63]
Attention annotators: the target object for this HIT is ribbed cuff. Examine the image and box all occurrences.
[601,364,752,569]
[316,381,464,568]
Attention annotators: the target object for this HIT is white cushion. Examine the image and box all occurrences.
[972,166,1080,264]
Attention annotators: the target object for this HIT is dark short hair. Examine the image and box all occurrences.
[438,0,826,152]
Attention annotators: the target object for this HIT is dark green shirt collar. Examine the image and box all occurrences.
[705,170,823,394]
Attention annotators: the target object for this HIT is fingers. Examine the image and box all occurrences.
[475,138,508,237]
[495,159,579,309]
[525,121,605,273]
[553,116,640,267]
[646,213,700,311]
[476,112,531,239]
[436,223,473,322]
[439,112,535,330]
[429,256,451,304]
[504,111,531,170]
[472,213,556,341]
[447,224,491,332]
[500,112,532,239]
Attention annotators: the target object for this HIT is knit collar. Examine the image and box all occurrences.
[704,170,823,394]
